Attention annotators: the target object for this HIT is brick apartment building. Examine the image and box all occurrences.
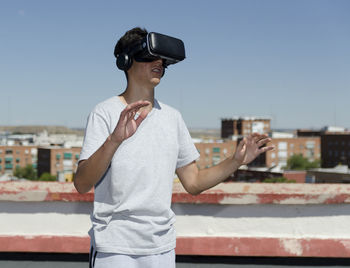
[219,118,322,168]
[0,146,38,175]
[297,128,350,168]
[221,117,271,139]
[266,137,321,168]
[195,141,237,169]
[37,147,81,182]
[321,133,350,168]
[195,136,320,170]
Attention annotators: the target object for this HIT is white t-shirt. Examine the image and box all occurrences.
[79,96,199,255]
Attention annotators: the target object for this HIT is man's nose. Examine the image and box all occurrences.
[155,58,163,64]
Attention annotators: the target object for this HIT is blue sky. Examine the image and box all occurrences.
[1,0,349,130]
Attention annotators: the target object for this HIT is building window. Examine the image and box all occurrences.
[64,152,72,160]
[0,159,2,163]
[5,164,13,169]
[16,150,20,154]
[212,155,221,165]
[213,147,220,153]
[278,151,288,159]
[56,154,61,160]
[16,158,20,163]
[306,141,315,149]
[32,163,37,169]
[278,160,287,166]
[306,150,314,158]
[5,157,13,164]
[278,142,287,150]
[5,150,13,154]
[0,165,2,170]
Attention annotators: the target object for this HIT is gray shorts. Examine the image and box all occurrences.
[89,246,176,268]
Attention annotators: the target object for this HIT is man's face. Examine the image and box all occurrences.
[127,58,164,87]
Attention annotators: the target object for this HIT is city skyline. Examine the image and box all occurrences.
[1,0,349,130]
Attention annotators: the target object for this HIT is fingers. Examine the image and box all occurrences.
[120,100,151,123]
[244,133,274,152]
[237,137,246,149]
[251,132,268,143]
[135,109,150,127]
[257,137,272,147]
[121,100,151,116]
[258,146,275,154]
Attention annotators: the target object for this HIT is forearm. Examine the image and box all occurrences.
[195,156,241,194]
[74,135,121,194]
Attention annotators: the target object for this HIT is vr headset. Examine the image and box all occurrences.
[114,32,186,72]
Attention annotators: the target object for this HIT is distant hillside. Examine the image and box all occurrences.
[189,128,220,139]
[0,125,221,138]
[0,126,84,135]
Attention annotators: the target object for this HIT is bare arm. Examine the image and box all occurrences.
[176,133,274,195]
[74,100,150,194]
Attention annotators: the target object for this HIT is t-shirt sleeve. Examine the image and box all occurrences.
[176,113,200,169]
[79,111,110,162]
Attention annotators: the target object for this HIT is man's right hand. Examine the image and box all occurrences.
[110,100,151,144]
[74,100,151,194]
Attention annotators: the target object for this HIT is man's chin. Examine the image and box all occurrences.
[150,77,161,85]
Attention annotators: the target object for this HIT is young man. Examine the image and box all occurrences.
[74,27,274,268]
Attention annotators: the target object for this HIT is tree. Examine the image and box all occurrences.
[39,172,57,181]
[286,154,320,170]
[14,165,37,180]
[262,177,296,183]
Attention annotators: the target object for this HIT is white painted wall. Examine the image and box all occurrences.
[1,200,350,241]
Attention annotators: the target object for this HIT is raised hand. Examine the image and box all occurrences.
[234,133,274,166]
[110,100,151,144]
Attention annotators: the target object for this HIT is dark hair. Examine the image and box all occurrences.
[114,27,148,80]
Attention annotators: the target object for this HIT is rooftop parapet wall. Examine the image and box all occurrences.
[1,181,350,258]
[2,181,350,205]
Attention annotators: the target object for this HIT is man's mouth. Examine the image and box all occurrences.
[152,67,162,74]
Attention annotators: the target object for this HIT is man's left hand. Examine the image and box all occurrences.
[233,133,274,166]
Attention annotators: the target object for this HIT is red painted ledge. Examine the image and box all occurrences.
[1,181,350,204]
[1,235,350,257]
